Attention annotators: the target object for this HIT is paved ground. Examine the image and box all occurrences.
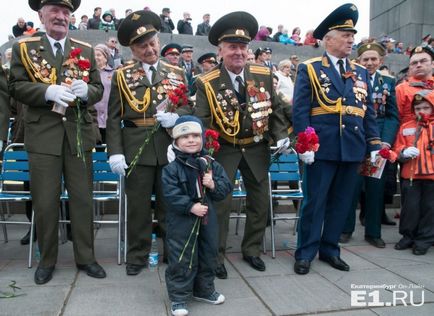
[1,208,434,316]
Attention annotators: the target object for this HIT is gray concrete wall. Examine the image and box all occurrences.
[370,0,434,47]
[0,30,410,77]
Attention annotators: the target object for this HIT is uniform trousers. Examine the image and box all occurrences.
[295,160,359,261]
[125,164,167,265]
[28,140,94,268]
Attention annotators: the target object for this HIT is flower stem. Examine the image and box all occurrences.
[178,216,200,263]
[74,100,85,164]
[127,121,161,177]
[189,219,201,269]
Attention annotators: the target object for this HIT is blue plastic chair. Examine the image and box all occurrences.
[268,151,303,258]
[0,144,34,268]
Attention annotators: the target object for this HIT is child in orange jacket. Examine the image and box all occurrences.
[393,89,434,255]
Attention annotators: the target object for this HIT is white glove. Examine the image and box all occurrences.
[402,147,420,159]
[167,144,176,163]
[276,137,291,154]
[155,111,179,128]
[299,151,315,165]
[370,150,380,164]
[45,85,76,107]
[109,154,128,176]
[71,80,88,100]
[0,140,3,152]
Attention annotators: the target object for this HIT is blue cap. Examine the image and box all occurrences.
[313,3,358,40]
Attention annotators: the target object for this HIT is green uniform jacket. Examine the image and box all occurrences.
[107,60,191,165]
[371,71,399,146]
[8,35,103,155]
[0,65,10,141]
[194,63,288,182]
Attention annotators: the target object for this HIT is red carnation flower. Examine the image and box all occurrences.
[77,59,91,70]
[70,48,82,59]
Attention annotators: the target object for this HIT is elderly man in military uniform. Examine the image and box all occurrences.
[292,3,381,275]
[197,53,218,74]
[195,11,289,278]
[8,0,106,284]
[340,42,399,247]
[106,10,191,276]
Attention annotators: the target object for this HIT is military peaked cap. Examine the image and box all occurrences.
[357,42,386,57]
[197,53,217,64]
[29,0,80,12]
[410,45,434,60]
[161,43,182,57]
[117,10,161,47]
[313,3,358,40]
[208,11,258,46]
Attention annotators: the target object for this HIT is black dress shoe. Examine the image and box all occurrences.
[319,255,350,271]
[126,263,146,276]
[20,229,37,245]
[243,255,265,271]
[381,214,396,226]
[412,247,428,256]
[294,260,310,275]
[77,262,106,278]
[34,266,55,285]
[394,239,413,250]
[365,236,386,248]
[339,233,352,244]
[215,263,228,279]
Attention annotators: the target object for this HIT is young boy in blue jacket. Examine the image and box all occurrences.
[162,115,232,316]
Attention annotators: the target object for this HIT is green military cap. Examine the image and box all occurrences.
[208,11,258,46]
[117,10,161,47]
[357,42,386,57]
[197,52,217,65]
[313,3,358,40]
[410,45,434,60]
[161,43,182,57]
[412,89,434,106]
[29,0,80,12]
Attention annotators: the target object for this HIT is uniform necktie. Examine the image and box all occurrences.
[149,65,157,84]
[370,75,375,87]
[236,76,245,97]
[337,59,346,81]
[54,42,63,69]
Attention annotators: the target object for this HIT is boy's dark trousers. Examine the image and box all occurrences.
[165,208,219,303]
[400,179,434,249]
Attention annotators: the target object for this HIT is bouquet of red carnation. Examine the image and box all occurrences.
[295,126,320,154]
[379,148,398,163]
[52,47,92,163]
[156,83,189,113]
[128,83,189,177]
[204,129,220,157]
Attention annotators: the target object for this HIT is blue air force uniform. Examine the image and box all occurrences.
[293,53,381,261]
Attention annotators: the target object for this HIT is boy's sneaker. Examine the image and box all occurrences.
[171,302,188,316]
[193,291,225,305]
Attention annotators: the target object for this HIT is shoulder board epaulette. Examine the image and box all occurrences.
[249,64,271,75]
[118,63,135,72]
[302,56,322,65]
[199,68,220,83]
[381,73,394,79]
[19,36,41,44]
[160,60,183,72]
[351,61,366,69]
[70,38,92,48]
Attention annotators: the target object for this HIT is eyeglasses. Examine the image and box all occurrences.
[410,58,431,66]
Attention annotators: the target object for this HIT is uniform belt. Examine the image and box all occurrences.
[219,132,255,145]
[311,106,365,118]
[123,118,156,127]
